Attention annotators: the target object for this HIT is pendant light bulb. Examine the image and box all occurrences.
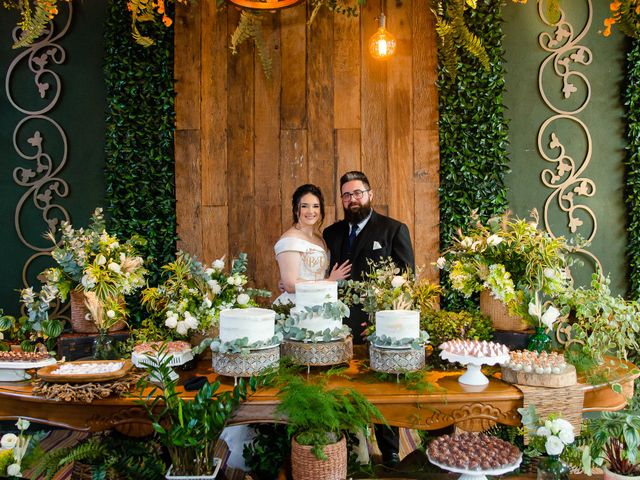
[368,13,396,60]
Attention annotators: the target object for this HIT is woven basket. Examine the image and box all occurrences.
[517,382,585,442]
[70,290,126,333]
[291,435,347,480]
[479,290,530,332]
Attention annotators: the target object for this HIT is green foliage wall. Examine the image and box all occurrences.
[437,0,510,310]
[625,38,640,299]
[103,2,177,294]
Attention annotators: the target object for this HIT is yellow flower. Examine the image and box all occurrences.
[603,17,616,37]
[610,0,621,11]
[465,0,477,8]
[162,15,173,27]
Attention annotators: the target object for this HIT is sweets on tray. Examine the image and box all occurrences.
[0,350,51,362]
[439,339,509,358]
[133,341,191,356]
[504,350,568,374]
[428,432,521,470]
[50,362,124,375]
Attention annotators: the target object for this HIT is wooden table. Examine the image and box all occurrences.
[0,353,636,437]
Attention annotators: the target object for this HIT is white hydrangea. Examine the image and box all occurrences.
[237,293,250,305]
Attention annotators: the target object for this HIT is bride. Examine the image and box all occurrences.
[274,184,351,304]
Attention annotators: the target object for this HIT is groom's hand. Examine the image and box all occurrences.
[328,260,351,281]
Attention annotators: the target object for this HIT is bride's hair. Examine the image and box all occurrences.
[292,184,325,227]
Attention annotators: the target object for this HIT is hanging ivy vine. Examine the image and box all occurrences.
[625,38,640,299]
[103,0,177,317]
[437,0,510,310]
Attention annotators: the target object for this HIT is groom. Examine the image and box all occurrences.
[323,170,415,467]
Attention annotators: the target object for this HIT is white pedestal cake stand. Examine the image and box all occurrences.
[132,349,194,385]
[439,351,509,386]
[428,453,521,480]
[0,357,57,382]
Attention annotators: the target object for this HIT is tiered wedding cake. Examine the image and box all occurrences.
[219,307,277,345]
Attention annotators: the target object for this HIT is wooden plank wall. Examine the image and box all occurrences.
[174,0,440,298]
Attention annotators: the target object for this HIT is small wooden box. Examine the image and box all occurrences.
[56,331,129,361]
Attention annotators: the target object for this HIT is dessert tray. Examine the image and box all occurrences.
[37,360,133,383]
[428,454,521,480]
[132,341,194,368]
[0,357,57,382]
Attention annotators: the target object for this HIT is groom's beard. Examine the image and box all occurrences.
[344,201,372,224]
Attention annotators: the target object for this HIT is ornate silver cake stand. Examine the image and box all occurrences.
[369,343,426,377]
[212,345,280,385]
[281,336,353,372]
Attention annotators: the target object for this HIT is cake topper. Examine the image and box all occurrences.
[301,249,328,281]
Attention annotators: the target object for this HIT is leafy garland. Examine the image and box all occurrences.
[103,0,178,315]
[437,0,509,310]
[625,38,640,299]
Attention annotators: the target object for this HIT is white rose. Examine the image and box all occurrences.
[205,268,214,276]
[545,435,565,456]
[551,418,574,436]
[461,237,474,248]
[541,306,561,330]
[391,276,406,288]
[108,262,121,274]
[15,419,30,431]
[176,321,189,336]
[226,277,235,285]
[558,428,575,445]
[165,315,178,329]
[543,267,557,279]
[436,257,446,269]
[106,310,116,319]
[6,463,21,477]
[184,313,199,330]
[96,254,107,265]
[208,280,221,295]
[237,293,250,305]
[213,258,225,270]
[536,426,551,437]
[487,234,503,246]
[1,433,18,449]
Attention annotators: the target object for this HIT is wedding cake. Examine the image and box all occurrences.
[374,310,420,342]
[219,307,276,345]
[290,280,343,334]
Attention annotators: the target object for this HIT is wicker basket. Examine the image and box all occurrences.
[479,290,530,332]
[291,435,347,480]
[70,290,126,333]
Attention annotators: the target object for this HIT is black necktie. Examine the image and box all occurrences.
[348,224,359,249]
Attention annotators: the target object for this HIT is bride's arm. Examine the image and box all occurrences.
[276,251,302,293]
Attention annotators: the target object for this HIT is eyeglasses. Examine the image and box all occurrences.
[341,189,370,201]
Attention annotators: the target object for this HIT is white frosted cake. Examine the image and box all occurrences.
[290,281,343,334]
[375,310,420,341]
[219,308,276,344]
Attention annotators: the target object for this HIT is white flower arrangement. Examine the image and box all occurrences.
[0,418,35,478]
[519,404,575,458]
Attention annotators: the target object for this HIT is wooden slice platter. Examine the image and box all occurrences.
[37,360,133,383]
[501,363,577,388]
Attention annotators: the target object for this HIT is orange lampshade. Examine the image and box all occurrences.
[368,13,396,60]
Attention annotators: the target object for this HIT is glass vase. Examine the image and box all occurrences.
[527,326,552,353]
[537,455,570,480]
[92,331,117,360]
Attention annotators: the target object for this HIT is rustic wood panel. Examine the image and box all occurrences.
[201,4,227,207]
[281,4,307,129]
[227,8,256,276]
[361,1,389,211]
[333,13,360,129]
[175,5,441,292]
[387,0,415,241]
[175,129,202,258]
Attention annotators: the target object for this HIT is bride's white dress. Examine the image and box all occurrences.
[273,236,329,305]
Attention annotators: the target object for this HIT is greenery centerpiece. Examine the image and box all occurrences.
[140,252,270,341]
[276,375,383,479]
[138,348,260,477]
[437,210,570,330]
[31,208,148,336]
[341,258,439,346]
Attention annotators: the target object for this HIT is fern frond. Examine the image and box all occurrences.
[229,11,272,79]
[132,22,155,47]
[12,0,58,48]
[460,25,490,70]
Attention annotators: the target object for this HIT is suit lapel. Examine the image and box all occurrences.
[351,211,379,262]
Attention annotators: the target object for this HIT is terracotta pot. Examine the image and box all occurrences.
[291,435,347,480]
[604,466,640,480]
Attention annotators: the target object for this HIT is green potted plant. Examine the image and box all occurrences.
[582,409,640,479]
[276,375,384,480]
[138,348,259,479]
[437,210,570,333]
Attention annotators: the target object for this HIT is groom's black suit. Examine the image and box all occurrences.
[323,210,415,343]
